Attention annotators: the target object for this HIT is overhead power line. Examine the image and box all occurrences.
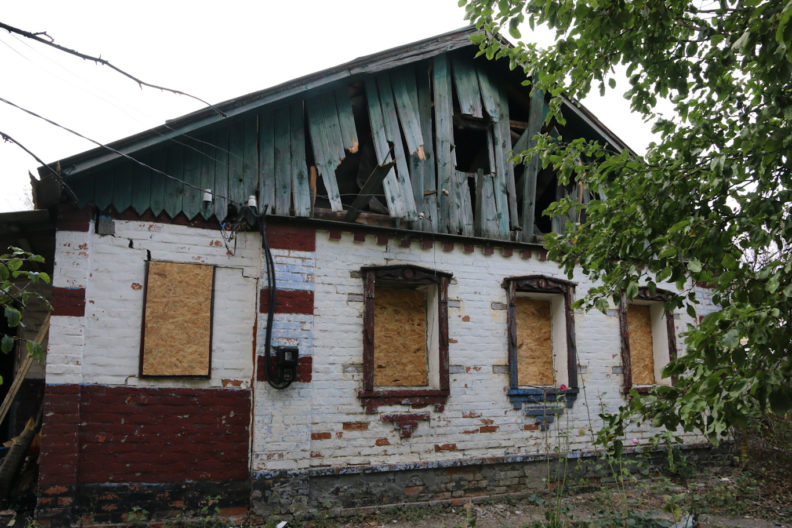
[0,20,227,118]
[0,95,238,207]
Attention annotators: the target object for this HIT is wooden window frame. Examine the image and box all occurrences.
[619,287,678,395]
[503,275,578,410]
[358,265,451,413]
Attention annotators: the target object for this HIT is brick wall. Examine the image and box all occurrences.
[39,215,716,524]
[78,386,250,483]
[38,216,258,526]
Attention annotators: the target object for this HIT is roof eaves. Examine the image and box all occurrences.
[52,26,480,177]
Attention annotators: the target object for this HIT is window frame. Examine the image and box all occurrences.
[619,287,679,395]
[503,275,578,409]
[358,265,451,413]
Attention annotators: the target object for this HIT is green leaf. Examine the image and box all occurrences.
[0,335,13,354]
[721,254,737,270]
[687,259,702,273]
[4,306,20,328]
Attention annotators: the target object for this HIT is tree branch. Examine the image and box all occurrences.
[0,129,78,204]
[0,21,227,117]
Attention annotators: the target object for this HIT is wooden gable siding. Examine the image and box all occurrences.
[66,50,551,242]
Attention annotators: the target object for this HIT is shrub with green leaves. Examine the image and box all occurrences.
[1,247,50,367]
[461,0,792,446]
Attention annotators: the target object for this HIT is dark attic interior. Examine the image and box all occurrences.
[33,27,629,244]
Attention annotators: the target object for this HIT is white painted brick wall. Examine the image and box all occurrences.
[47,220,258,389]
[50,221,714,476]
[250,230,710,472]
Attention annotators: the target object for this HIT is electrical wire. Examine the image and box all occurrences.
[0,21,226,117]
[0,94,243,208]
[259,205,293,389]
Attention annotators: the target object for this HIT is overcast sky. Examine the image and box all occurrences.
[0,1,655,213]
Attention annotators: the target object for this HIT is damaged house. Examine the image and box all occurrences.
[23,27,716,525]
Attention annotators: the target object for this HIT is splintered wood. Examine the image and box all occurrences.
[628,304,655,385]
[373,288,427,387]
[141,261,214,376]
[516,298,554,386]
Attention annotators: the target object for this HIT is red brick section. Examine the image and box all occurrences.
[265,224,316,251]
[256,355,312,383]
[311,432,331,440]
[39,385,81,491]
[380,413,430,438]
[342,422,369,431]
[51,287,86,317]
[259,289,314,314]
[74,385,250,483]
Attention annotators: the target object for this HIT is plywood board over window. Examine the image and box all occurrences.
[627,304,655,385]
[140,261,215,377]
[515,298,554,386]
[373,287,427,387]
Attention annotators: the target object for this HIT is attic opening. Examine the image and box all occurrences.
[453,118,491,175]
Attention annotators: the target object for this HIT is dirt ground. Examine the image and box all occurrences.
[302,458,792,528]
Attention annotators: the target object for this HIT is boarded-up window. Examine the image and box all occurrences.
[515,298,554,386]
[627,304,655,385]
[373,288,427,387]
[503,276,579,411]
[360,265,451,411]
[140,261,215,377]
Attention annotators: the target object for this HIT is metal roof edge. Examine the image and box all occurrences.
[49,26,481,177]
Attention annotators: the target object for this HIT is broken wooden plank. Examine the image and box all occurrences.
[433,54,454,233]
[474,169,499,238]
[416,63,438,232]
[305,94,344,211]
[377,73,418,221]
[478,65,517,234]
[365,77,417,220]
[451,56,483,118]
[273,106,292,215]
[364,77,402,216]
[454,170,475,236]
[519,85,546,241]
[390,66,425,160]
[290,101,311,216]
[345,162,395,223]
[334,85,359,154]
[258,110,276,212]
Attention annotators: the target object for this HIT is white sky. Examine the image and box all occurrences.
[0,1,655,213]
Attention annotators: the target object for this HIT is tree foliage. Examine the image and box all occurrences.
[0,247,50,369]
[461,0,792,445]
